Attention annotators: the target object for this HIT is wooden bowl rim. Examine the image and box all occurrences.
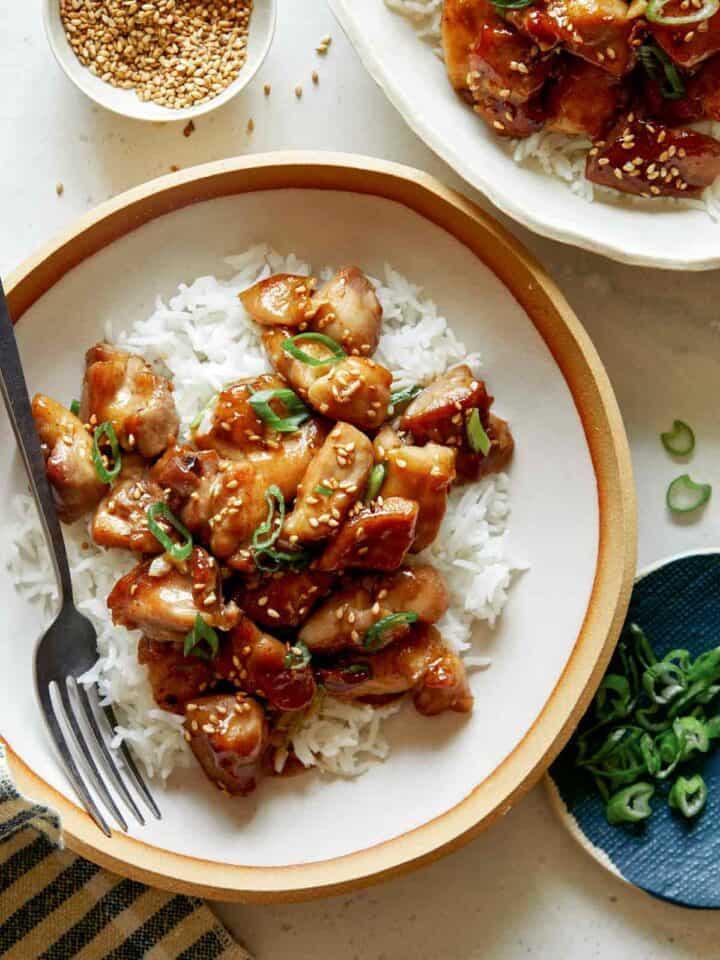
[2,151,637,902]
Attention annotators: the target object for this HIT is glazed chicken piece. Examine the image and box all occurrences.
[651,8,720,69]
[442,0,552,138]
[239,274,316,328]
[263,329,393,431]
[218,617,316,711]
[107,547,240,642]
[312,266,383,356]
[642,55,720,127]
[192,375,329,499]
[80,343,179,458]
[382,444,456,551]
[373,423,404,461]
[586,113,720,197]
[507,0,640,78]
[317,624,474,717]
[283,422,374,543]
[91,455,166,553]
[400,364,491,446]
[316,497,419,573]
[455,413,515,482]
[31,394,106,523]
[138,636,215,713]
[299,564,449,655]
[234,569,336,630]
[545,56,629,139]
[184,693,268,796]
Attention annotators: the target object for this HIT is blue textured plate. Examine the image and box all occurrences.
[548,550,720,909]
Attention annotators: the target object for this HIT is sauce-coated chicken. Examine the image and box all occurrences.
[299,564,449,655]
[316,497,419,572]
[382,444,456,551]
[239,274,317,327]
[312,266,383,356]
[184,694,268,795]
[400,364,491,445]
[317,624,474,716]
[283,422,374,543]
[92,455,166,553]
[455,413,515,482]
[545,57,628,139]
[108,547,240,642]
[81,343,179,458]
[32,394,106,522]
[234,568,336,629]
[651,7,720,68]
[138,636,214,713]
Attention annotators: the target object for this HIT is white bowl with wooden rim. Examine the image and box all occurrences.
[0,152,636,901]
[42,0,276,122]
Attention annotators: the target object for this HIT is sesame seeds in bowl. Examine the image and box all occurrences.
[43,0,277,122]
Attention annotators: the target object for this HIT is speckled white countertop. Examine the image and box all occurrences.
[3,1,720,956]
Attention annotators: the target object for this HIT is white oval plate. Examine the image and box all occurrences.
[0,155,634,900]
[330,0,720,270]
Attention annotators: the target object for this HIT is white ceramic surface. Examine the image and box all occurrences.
[0,187,598,869]
[330,0,720,271]
[42,0,276,123]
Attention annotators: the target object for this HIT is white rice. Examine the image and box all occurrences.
[386,0,720,219]
[8,244,519,784]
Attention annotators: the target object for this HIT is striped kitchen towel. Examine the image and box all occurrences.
[0,745,249,959]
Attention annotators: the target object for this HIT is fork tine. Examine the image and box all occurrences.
[40,682,112,838]
[76,684,145,827]
[60,679,128,833]
[102,703,162,820]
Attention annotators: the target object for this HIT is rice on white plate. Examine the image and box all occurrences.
[385,0,720,219]
[8,244,520,784]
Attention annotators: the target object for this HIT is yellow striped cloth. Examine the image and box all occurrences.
[0,745,249,960]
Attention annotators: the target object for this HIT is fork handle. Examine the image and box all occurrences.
[0,279,73,603]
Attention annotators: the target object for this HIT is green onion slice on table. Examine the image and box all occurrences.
[363,612,419,651]
[666,474,712,514]
[669,774,708,818]
[147,502,193,561]
[605,782,655,824]
[184,614,219,660]
[660,419,695,455]
[284,640,312,671]
[466,408,491,455]
[282,332,347,366]
[364,463,387,502]
[646,0,719,24]
[249,388,310,433]
[91,422,122,484]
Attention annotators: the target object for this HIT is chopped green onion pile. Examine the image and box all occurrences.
[364,463,387,502]
[575,622,720,824]
[661,419,695,456]
[363,611,419,651]
[249,387,310,433]
[282,332,347,367]
[666,474,712,514]
[466,408,491,456]
[184,614,219,660]
[147,502,194,561]
[91,422,122,484]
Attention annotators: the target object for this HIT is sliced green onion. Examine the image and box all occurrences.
[70,399,81,417]
[654,725,686,779]
[284,640,311,671]
[147,502,193,561]
[92,422,122,484]
[315,485,334,496]
[190,392,218,431]
[492,0,536,8]
[184,614,219,660]
[249,388,310,433]
[365,463,387,502]
[629,623,657,671]
[669,774,708,818]
[594,674,633,723]
[252,486,285,552]
[390,384,422,409]
[705,716,720,739]
[467,408,491,455]
[646,0,718,26]
[282,332,346,367]
[666,474,712,514]
[642,660,687,705]
[363,611,419,651]
[638,42,686,99]
[345,663,372,677]
[674,715,710,758]
[605,782,654,824]
[254,547,311,573]
[661,419,695,456]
